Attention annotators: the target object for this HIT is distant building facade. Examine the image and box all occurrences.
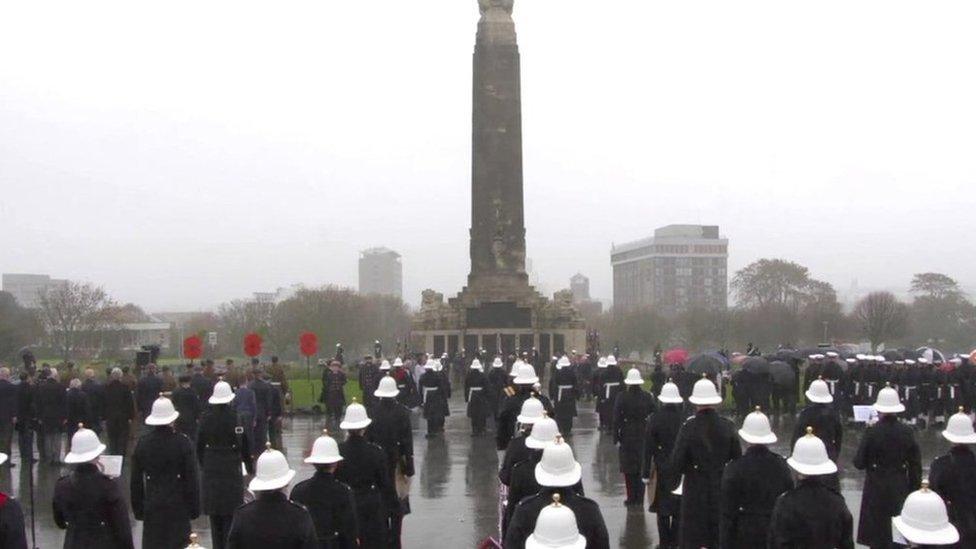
[358,248,403,299]
[567,273,603,319]
[1,273,68,308]
[611,225,729,315]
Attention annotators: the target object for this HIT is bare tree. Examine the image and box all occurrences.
[853,291,910,351]
[37,281,116,362]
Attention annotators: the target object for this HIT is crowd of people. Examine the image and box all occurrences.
[0,345,973,548]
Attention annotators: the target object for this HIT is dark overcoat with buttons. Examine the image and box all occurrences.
[642,404,684,515]
[130,426,200,549]
[54,462,135,549]
[719,444,794,549]
[290,471,359,549]
[668,408,742,549]
[853,414,921,548]
[226,491,317,549]
[613,386,656,474]
[197,404,252,515]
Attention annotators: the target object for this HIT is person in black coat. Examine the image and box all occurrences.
[79,369,105,434]
[65,379,90,441]
[854,386,922,549]
[337,403,395,549]
[102,369,135,457]
[613,370,656,507]
[594,357,624,431]
[791,378,843,488]
[768,429,854,549]
[366,377,415,548]
[172,375,202,445]
[131,397,201,549]
[503,418,562,537]
[549,357,579,436]
[0,453,27,548]
[504,440,610,549]
[321,361,348,429]
[0,369,19,462]
[464,360,490,435]
[35,370,66,464]
[719,408,793,549]
[927,408,976,548]
[190,365,214,403]
[290,431,359,549]
[496,366,554,451]
[418,363,450,437]
[249,365,274,452]
[642,381,684,549]
[54,426,135,549]
[135,364,162,421]
[499,397,544,488]
[668,376,741,549]
[486,357,508,421]
[227,447,317,549]
[197,381,252,549]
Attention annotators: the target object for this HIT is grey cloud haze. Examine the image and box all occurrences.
[1,1,974,311]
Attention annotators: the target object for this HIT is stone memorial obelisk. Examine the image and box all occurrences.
[412,0,585,358]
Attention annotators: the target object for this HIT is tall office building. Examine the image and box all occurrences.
[358,248,403,299]
[1,273,68,308]
[611,225,728,315]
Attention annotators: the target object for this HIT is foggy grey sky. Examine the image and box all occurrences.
[2,1,974,312]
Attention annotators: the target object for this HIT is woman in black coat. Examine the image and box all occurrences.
[642,382,685,549]
[464,361,490,436]
[613,370,656,507]
[854,390,921,549]
[197,382,253,549]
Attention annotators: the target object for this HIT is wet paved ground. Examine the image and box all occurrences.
[0,399,953,548]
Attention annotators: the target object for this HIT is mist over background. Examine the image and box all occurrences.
[2,0,974,312]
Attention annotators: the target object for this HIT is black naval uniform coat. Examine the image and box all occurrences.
[464,369,489,422]
[499,431,531,487]
[197,404,253,516]
[337,434,396,549]
[853,415,922,548]
[486,366,508,416]
[768,477,854,549]
[719,444,794,549]
[53,463,135,549]
[504,486,610,549]
[290,471,360,549]
[613,386,656,474]
[502,448,543,536]
[668,408,742,549]
[0,492,26,549]
[130,426,201,549]
[496,387,553,451]
[172,385,202,440]
[226,491,317,549]
[418,370,450,420]
[791,403,844,461]
[642,403,684,515]
[549,366,579,423]
[594,366,624,425]
[929,445,976,547]
[366,397,415,515]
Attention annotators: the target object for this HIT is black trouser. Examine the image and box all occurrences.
[354,489,389,549]
[210,514,233,549]
[426,415,444,435]
[556,415,573,436]
[624,473,644,505]
[471,415,486,435]
[17,427,33,464]
[253,416,268,454]
[106,420,130,456]
[657,509,680,548]
[388,508,404,549]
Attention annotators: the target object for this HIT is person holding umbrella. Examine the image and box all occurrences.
[668,375,741,549]
[854,384,922,549]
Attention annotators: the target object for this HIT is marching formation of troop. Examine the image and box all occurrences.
[0,345,974,548]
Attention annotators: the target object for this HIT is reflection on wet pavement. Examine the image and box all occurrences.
[0,400,952,548]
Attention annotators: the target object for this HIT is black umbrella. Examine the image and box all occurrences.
[882,350,904,362]
[768,360,795,386]
[742,357,771,375]
[769,349,800,363]
[687,354,723,376]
